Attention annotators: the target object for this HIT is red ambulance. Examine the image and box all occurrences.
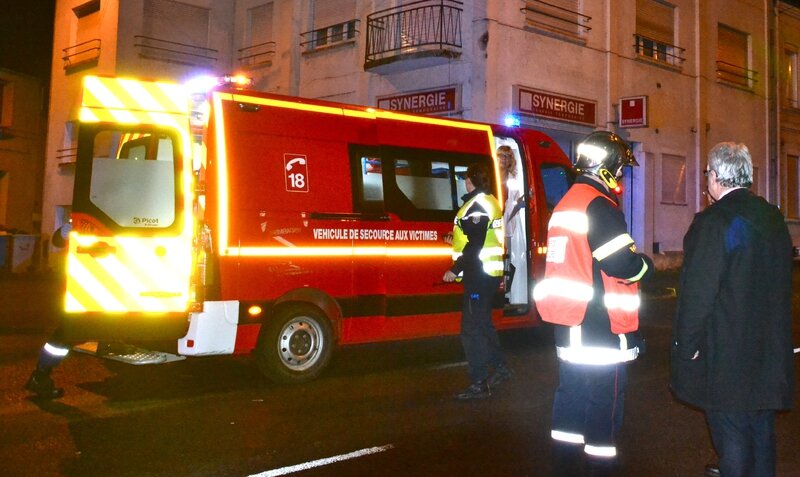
[64,76,573,383]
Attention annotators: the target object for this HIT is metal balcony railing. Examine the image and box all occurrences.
[301,20,359,50]
[134,35,217,67]
[716,60,758,88]
[62,39,101,70]
[522,0,591,37]
[238,41,277,67]
[365,0,462,69]
[634,34,685,67]
[56,147,78,166]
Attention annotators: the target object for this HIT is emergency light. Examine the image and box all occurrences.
[503,114,521,127]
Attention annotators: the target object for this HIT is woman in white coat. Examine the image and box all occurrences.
[497,145,527,306]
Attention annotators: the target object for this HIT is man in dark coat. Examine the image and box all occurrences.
[671,142,795,477]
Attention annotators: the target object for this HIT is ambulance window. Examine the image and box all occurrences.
[540,163,572,211]
[394,159,453,211]
[454,165,468,199]
[88,129,178,229]
[358,155,384,202]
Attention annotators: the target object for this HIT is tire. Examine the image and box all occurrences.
[255,304,334,384]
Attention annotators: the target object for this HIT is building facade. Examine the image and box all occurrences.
[43,0,800,267]
[0,68,46,236]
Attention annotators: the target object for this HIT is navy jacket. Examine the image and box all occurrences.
[671,188,795,411]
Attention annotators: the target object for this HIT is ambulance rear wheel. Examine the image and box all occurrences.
[256,304,333,384]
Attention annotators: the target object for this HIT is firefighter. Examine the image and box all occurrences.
[25,223,72,399]
[533,131,653,476]
[443,163,511,400]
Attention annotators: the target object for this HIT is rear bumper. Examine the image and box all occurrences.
[61,312,190,341]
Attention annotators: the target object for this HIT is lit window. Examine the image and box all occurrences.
[635,0,683,67]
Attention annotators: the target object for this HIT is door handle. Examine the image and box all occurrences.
[76,241,117,258]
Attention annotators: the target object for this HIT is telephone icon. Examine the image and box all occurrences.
[286,157,306,171]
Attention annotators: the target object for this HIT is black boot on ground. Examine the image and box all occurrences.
[455,380,490,400]
[25,369,64,400]
[488,365,514,388]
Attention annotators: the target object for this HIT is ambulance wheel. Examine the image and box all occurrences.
[255,304,333,384]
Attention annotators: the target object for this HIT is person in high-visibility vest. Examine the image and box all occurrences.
[443,162,510,400]
[533,131,653,476]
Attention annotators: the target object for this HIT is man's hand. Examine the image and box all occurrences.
[443,232,453,245]
[443,270,457,283]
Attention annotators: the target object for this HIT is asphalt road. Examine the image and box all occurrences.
[0,271,798,476]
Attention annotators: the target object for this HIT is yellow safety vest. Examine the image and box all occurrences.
[452,192,504,277]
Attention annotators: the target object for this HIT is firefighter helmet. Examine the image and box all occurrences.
[574,131,638,181]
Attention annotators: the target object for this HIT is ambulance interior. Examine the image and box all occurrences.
[494,137,529,312]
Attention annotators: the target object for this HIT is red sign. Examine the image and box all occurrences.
[620,96,648,128]
[284,154,309,193]
[377,87,459,114]
[515,86,596,126]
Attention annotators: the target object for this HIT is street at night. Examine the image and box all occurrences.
[1,272,799,476]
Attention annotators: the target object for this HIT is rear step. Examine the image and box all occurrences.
[73,341,186,365]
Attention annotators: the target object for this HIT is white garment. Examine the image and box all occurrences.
[504,177,528,304]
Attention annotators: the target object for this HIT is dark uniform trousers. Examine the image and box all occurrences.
[552,361,628,459]
[460,276,503,383]
[707,410,777,477]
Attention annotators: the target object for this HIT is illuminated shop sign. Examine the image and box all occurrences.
[377,86,460,115]
[514,85,596,126]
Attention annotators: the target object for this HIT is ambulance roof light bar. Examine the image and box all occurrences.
[185,74,254,94]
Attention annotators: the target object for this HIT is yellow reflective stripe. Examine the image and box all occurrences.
[592,234,634,261]
[585,445,617,458]
[628,258,649,282]
[548,211,588,234]
[533,278,594,303]
[603,292,641,311]
[552,430,585,444]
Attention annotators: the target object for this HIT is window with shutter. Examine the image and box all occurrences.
[784,46,799,108]
[635,0,683,67]
[138,0,214,66]
[717,24,755,88]
[524,0,590,40]
[305,0,357,50]
[240,3,276,67]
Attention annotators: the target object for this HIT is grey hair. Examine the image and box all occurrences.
[707,142,753,188]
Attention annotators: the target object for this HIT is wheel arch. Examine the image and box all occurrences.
[271,287,342,342]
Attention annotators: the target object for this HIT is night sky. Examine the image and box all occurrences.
[0,0,56,82]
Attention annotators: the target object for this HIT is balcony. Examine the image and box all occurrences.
[522,0,591,41]
[301,20,359,52]
[133,35,217,68]
[634,34,685,69]
[364,0,462,72]
[238,42,277,68]
[716,61,758,90]
[62,39,101,72]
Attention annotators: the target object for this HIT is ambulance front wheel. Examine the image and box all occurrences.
[255,304,334,384]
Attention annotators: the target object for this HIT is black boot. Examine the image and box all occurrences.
[455,380,490,400]
[25,369,64,399]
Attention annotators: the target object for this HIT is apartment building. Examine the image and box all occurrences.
[43,0,800,267]
[0,68,46,235]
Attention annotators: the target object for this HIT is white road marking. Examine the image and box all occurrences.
[430,361,467,370]
[250,444,394,477]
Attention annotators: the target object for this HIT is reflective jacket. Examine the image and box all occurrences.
[533,178,651,365]
[451,190,504,280]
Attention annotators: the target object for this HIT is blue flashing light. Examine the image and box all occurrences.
[503,114,521,127]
